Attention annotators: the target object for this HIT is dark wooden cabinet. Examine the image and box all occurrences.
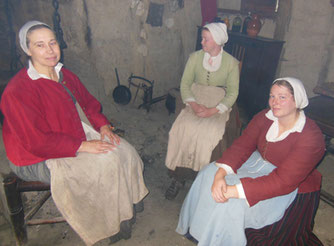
[224,32,284,119]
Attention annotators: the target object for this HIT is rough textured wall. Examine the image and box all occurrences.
[277,0,334,95]
[7,0,201,102]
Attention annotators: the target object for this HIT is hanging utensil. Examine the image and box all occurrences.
[112,68,132,105]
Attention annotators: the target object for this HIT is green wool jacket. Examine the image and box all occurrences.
[180,49,240,109]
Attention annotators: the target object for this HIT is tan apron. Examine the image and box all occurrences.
[46,103,148,245]
[165,83,230,171]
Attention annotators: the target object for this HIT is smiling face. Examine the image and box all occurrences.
[269,83,298,120]
[201,29,220,55]
[26,27,60,72]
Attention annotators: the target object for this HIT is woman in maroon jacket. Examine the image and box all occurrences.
[176,77,325,246]
[0,21,148,245]
[1,20,119,180]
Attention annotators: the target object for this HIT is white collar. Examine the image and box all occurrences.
[203,48,223,72]
[265,109,306,142]
[27,60,63,80]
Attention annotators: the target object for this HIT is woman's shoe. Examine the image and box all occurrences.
[109,218,133,244]
[165,179,185,200]
[134,200,144,213]
[185,232,198,244]
[119,219,132,240]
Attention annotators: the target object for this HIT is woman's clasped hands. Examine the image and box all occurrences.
[188,101,219,118]
[78,124,120,154]
[211,167,239,203]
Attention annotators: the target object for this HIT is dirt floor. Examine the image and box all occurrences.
[0,98,334,246]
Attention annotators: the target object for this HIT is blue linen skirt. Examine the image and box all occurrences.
[176,151,298,246]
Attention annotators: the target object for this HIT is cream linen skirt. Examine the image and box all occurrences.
[165,83,230,171]
[46,104,148,245]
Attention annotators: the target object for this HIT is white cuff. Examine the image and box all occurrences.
[184,97,196,104]
[215,163,250,206]
[236,183,250,207]
[215,162,235,175]
[216,103,228,114]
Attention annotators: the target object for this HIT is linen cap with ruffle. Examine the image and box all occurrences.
[273,77,309,109]
[203,22,228,46]
[19,20,51,54]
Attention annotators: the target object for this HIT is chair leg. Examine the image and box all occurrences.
[3,176,27,245]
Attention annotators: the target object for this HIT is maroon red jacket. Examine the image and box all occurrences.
[1,67,109,166]
[217,109,325,207]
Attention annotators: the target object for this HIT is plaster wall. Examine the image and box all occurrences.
[217,0,334,97]
[4,0,334,101]
[277,0,334,95]
[7,0,201,102]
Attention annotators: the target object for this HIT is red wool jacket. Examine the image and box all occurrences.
[217,109,325,207]
[1,67,109,166]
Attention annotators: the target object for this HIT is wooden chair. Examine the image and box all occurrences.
[230,43,246,73]
[304,82,334,208]
[304,82,334,152]
[0,173,65,245]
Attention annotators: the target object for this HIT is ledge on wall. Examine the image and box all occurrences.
[218,0,279,19]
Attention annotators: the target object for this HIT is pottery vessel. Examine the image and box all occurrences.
[247,14,263,37]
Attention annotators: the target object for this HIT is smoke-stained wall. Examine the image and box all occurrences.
[6,0,201,102]
[276,0,334,95]
[3,0,333,102]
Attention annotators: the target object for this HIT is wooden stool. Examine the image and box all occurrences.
[0,173,65,245]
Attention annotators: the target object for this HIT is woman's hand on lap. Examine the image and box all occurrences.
[100,125,121,145]
[189,101,205,114]
[211,168,228,203]
[78,140,115,154]
[196,107,218,118]
[223,185,239,199]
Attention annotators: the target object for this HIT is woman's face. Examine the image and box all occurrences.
[201,29,219,54]
[269,84,297,119]
[26,27,60,70]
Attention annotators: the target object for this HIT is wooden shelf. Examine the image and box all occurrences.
[218,0,278,19]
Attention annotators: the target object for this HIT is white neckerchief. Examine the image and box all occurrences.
[203,48,223,72]
[27,60,63,80]
[265,110,306,142]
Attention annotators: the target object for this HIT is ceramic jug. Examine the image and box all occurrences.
[247,14,263,37]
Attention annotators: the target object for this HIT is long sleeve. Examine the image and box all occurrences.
[180,52,198,102]
[241,120,325,206]
[62,69,109,131]
[218,59,239,108]
[216,110,262,169]
[1,68,110,166]
[1,82,83,161]
[217,110,325,207]
[180,50,239,109]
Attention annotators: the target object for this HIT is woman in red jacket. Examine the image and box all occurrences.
[1,21,148,245]
[176,77,325,245]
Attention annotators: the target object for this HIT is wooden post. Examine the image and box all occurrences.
[3,176,27,245]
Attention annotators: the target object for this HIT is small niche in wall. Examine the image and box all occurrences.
[217,0,241,12]
[217,0,279,18]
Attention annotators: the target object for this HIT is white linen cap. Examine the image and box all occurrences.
[203,22,228,46]
[19,20,51,54]
[273,77,309,109]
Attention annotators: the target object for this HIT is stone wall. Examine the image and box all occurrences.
[2,0,333,101]
[218,0,334,96]
[4,0,201,102]
[277,0,334,95]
